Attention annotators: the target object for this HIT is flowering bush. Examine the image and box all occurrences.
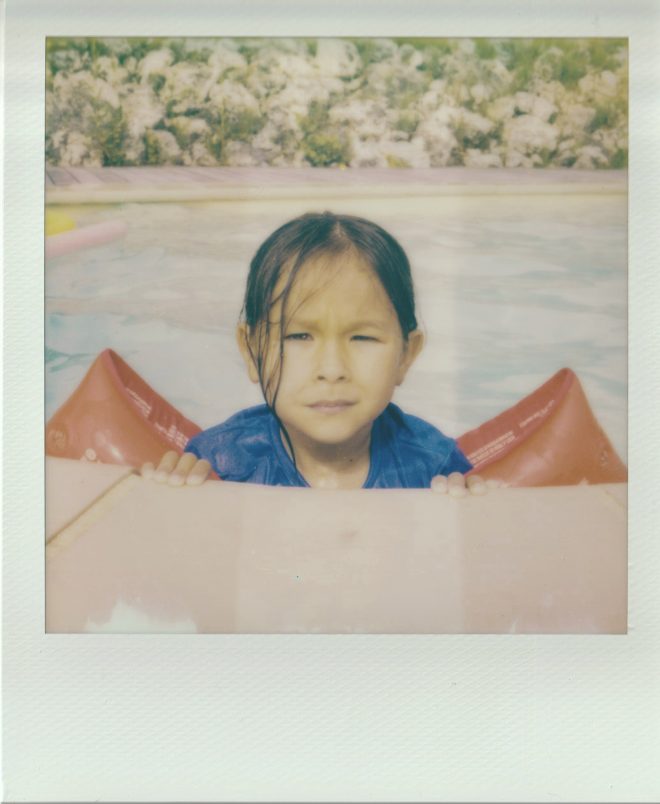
[45,37,627,169]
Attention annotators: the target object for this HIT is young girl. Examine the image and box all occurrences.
[142,212,486,495]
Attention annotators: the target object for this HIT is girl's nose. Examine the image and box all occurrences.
[315,340,348,382]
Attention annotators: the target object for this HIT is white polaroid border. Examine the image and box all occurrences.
[4,1,659,801]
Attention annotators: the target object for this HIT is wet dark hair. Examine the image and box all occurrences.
[240,211,418,412]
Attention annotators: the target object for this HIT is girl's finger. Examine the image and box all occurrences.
[467,474,487,495]
[141,462,155,479]
[431,474,448,493]
[155,451,179,482]
[186,459,212,486]
[486,478,510,489]
[447,472,467,497]
[168,452,199,486]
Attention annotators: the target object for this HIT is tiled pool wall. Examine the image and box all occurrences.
[46,185,627,459]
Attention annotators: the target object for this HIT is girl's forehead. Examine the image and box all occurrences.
[282,253,398,323]
[283,250,378,297]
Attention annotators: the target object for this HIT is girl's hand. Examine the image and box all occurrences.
[431,472,501,496]
[141,450,211,487]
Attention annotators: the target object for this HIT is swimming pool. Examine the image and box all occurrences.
[45,183,627,460]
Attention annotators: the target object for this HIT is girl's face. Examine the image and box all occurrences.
[239,251,423,457]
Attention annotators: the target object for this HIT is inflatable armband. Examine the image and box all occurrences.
[457,368,627,486]
[46,350,202,469]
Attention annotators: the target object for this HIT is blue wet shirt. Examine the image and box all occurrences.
[185,403,472,489]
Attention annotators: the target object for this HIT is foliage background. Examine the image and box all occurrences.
[45,37,628,169]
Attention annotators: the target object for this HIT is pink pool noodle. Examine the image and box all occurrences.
[46,219,128,259]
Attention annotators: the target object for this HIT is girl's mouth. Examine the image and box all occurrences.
[308,400,356,413]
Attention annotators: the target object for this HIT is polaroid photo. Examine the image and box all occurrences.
[4,1,659,801]
[43,34,628,635]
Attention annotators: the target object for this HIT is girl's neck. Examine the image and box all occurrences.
[280,426,372,490]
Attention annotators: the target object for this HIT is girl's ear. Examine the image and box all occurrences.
[236,323,260,384]
[396,329,424,385]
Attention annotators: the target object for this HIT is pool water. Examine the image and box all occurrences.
[46,190,627,460]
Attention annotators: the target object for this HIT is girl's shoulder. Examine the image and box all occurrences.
[381,403,452,445]
[185,405,280,482]
[375,404,472,478]
[191,404,273,441]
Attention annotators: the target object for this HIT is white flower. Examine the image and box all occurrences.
[121,85,164,138]
[578,70,620,101]
[264,79,330,119]
[470,83,490,104]
[464,149,502,168]
[207,42,247,73]
[399,43,424,70]
[457,109,494,136]
[347,135,428,169]
[251,120,298,154]
[600,71,619,96]
[487,95,516,122]
[531,95,557,123]
[574,145,608,168]
[349,138,386,168]
[592,127,626,156]
[159,62,211,113]
[223,141,260,166]
[503,114,559,153]
[513,92,536,114]
[557,137,577,156]
[421,105,460,129]
[139,49,173,81]
[271,149,306,167]
[149,130,181,161]
[329,98,387,132]
[534,80,567,107]
[92,55,127,84]
[263,105,301,132]
[96,80,120,108]
[533,46,564,82]
[51,129,66,149]
[189,140,217,166]
[367,39,398,61]
[316,39,361,78]
[419,80,449,111]
[207,80,260,112]
[252,44,315,82]
[53,71,120,109]
[482,59,513,88]
[171,116,209,137]
[454,84,472,104]
[416,118,458,166]
[387,135,430,168]
[558,103,596,135]
[61,131,92,165]
[504,150,537,168]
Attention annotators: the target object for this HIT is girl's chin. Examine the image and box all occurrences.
[286,423,372,451]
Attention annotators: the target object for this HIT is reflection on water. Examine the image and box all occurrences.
[45,191,627,459]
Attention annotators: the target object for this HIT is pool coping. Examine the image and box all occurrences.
[45,166,628,204]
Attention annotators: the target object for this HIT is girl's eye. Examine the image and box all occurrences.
[351,335,378,342]
[285,332,311,341]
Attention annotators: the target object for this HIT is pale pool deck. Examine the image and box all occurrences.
[45,166,627,203]
[46,457,627,635]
